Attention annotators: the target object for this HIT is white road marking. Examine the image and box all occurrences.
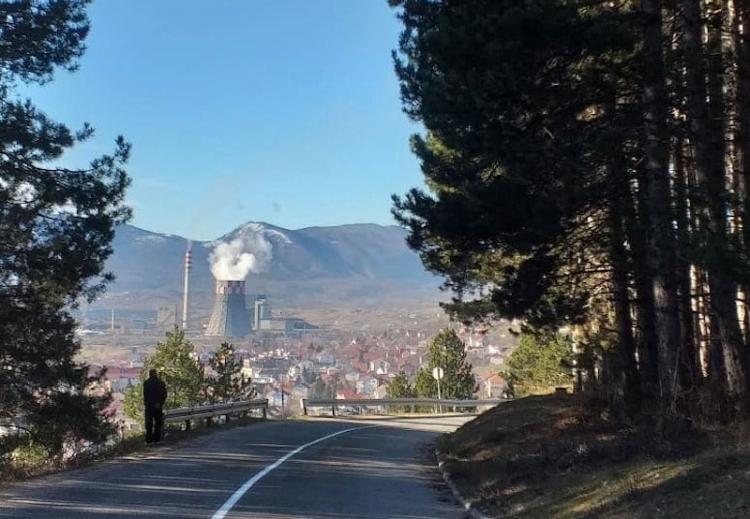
[211,425,376,519]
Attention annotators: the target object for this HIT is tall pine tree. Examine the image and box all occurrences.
[415,329,475,399]
[207,343,255,403]
[390,0,750,420]
[0,0,130,456]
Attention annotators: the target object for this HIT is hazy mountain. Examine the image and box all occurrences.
[102,222,439,310]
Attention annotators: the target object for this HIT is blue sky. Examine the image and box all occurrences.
[22,0,423,240]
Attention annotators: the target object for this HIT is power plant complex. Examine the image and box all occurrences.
[203,280,309,337]
[179,241,312,338]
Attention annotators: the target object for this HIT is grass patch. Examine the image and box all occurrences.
[438,394,750,518]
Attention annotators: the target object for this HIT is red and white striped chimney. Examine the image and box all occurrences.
[181,240,192,330]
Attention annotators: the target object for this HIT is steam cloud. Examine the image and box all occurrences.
[209,232,272,281]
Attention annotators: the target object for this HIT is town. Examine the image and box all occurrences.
[83,300,516,428]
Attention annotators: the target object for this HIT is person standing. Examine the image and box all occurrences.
[143,369,167,443]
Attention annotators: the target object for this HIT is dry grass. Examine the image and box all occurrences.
[438,394,750,518]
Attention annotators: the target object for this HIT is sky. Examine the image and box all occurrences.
[22,0,424,240]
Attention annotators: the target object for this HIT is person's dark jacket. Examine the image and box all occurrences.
[143,375,167,409]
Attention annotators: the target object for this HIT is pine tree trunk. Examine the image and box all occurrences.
[735,0,750,349]
[626,164,660,399]
[641,0,683,410]
[681,0,749,413]
[609,197,642,414]
[605,135,643,412]
[695,268,718,377]
[673,140,701,388]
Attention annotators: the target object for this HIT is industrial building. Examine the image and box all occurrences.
[203,284,315,338]
[249,294,271,331]
[205,280,252,337]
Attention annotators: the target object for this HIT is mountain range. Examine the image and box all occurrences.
[101,221,439,311]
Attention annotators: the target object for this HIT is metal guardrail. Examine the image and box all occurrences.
[301,397,506,416]
[164,399,269,429]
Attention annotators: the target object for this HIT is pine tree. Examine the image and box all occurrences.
[504,333,574,396]
[389,0,750,421]
[310,378,336,400]
[386,372,415,398]
[122,382,143,426]
[143,328,204,410]
[124,329,206,425]
[414,368,437,398]
[0,0,130,456]
[207,343,255,403]
[301,367,317,385]
[416,330,476,399]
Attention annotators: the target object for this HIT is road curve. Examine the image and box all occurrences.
[0,415,471,518]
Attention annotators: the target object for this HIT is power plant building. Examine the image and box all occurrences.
[204,284,315,338]
[250,295,271,331]
[205,280,251,337]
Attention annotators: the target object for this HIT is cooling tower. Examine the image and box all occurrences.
[205,280,251,337]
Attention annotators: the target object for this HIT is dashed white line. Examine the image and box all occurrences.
[211,425,376,519]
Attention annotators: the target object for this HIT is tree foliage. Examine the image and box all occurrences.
[124,337,258,425]
[143,328,204,409]
[0,0,130,456]
[391,0,635,326]
[390,0,750,420]
[301,367,317,385]
[310,378,336,400]
[122,382,144,426]
[207,342,255,403]
[414,368,437,398]
[504,333,574,396]
[415,329,476,399]
[387,372,415,398]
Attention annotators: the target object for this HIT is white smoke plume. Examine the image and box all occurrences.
[209,232,272,281]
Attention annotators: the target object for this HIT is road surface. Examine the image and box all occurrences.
[0,415,471,518]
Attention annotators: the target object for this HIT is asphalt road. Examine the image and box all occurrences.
[0,415,472,518]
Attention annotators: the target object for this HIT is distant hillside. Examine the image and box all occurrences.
[102,221,439,310]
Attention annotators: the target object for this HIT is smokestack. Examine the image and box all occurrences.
[205,279,251,337]
[181,241,192,330]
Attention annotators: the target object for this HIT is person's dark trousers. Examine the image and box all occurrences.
[144,405,164,443]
